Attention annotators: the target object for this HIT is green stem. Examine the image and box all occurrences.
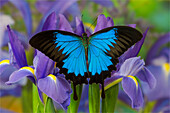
[102,84,119,113]
[67,84,83,113]
[33,84,44,113]
[22,80,33,113]
[89,83,100,113]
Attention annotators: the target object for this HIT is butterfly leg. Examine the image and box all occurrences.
[101,73,105,99]
[73,76,78,100]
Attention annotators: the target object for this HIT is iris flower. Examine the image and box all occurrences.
[0,14,27,97]
[93,15,156,109]
[5,12,72,110]
[75,14,154,111]
[141,33,170,112]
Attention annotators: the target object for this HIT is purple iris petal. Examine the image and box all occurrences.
[86,28,92,37]
[141,65,170,101]
[38,87,44,103]
[38,75,72,110]
[58,14,73,32]
[42,12,57,31]
[152,99,170,113]
[118,28,148,66]
[128,24,136,28]
[146,33,170,65]
[0,62,10,76]
[75,17,85,36]
[35,0,53,14]
[33,51,54,80]
[6,67,35,85]
[0,65,17,84]
[65,2,81,17]
[7,25,27,68]
[9,0,32,36]
[91,0,113,7]
[0,86,21,97]
[122,77,144,109]
[136,67,156,89]
[118,57,145,76]
[2,30,28,48]
[118,88,131,107]
[106,17,114,27]
[94,14,107,33]
[0,0,9,8]
[35,0,77,33]
[78,85,89,112]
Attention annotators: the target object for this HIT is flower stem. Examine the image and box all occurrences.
[102,84,119,112]
[67,83,83,113]
[89,83,100,113]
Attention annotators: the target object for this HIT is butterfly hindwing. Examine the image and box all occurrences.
[88,26,143,84]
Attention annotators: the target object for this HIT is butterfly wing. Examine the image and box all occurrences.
[88,26,143,84]
[29,30,88,85]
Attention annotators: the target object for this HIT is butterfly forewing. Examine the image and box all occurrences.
[88,26,143,83]
[29,30,88,84]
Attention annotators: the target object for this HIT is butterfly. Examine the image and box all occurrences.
[29,26,143,100]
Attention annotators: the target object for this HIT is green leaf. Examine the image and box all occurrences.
[89,83,100,113]
[33,84,44,113]
[45,97,56,113]
[21,80,33,113]
[102,84,119,113]
[115,100,137,113]
[67,84,83,113]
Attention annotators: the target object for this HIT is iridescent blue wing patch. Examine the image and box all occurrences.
[88,26,143,97]
[29,30,88,90]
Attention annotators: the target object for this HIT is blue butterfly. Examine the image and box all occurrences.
[29,26,143,100]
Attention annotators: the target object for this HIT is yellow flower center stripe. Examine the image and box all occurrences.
[20,67,34,74]
[104,78,123,91]
[84,23,95,32]
[48,74,56,82]
[127,75,138,88]
[163,63,170,73]
[0,60,10,65]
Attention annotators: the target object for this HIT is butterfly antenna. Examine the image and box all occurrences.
[87,17,97,30]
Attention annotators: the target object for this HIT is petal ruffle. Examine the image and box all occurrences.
[136,67,156,89]
[106,17,114,27]
[6,66,35,85]
[42,12,57,31]
[118,57,145,76]
[118,28,148,66]
[75,17,85,36]
[7,25,27,68]
[122,77,144,109]
[35,0,77,33]
[58,14,73,32]
[37,75,71,110]
[94,14,107,33]
[141,65,170,101]
[33,50,54,80]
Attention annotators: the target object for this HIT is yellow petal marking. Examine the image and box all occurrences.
[84,23,95,32]
[0,60,10,65]
[127,75,138,88]
[162,63,170,77]
[104,78,123,91]
[48,74,56,82]
[20,67,34,74]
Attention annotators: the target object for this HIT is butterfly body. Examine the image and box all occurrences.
[29,26,143,100]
